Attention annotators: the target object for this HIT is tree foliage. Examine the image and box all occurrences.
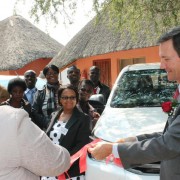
[98,0,180,38]
[15,0,80,24]
[15,0,180,38]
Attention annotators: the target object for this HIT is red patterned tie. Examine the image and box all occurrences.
[173,88,179,100]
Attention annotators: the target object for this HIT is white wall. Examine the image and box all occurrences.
[59,68,70,85]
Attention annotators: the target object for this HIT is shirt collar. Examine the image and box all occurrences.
[25,87,36,94]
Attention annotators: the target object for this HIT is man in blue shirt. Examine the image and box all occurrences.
[24,70,37,105]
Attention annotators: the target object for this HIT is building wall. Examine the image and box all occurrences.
[72,46,160,88]
[0,58,51,76]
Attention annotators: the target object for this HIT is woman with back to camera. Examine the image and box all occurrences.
[1,77,32,117]
[41,84,91,180]
[32,64,61,130]
[0,105,70,180]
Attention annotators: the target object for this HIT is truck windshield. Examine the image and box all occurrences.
[110,69,177,108]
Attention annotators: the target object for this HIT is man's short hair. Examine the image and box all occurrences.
[89,66,100,72]
[67,65,80,74]
[158,26,180,57]
[24,70,37,77]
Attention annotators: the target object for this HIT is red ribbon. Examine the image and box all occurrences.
[106,154,122,167]
[58,139,122,180]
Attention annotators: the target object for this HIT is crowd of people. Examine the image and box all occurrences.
[0,64,110,180]
[1,25,180,180]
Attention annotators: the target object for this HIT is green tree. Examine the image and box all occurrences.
[15,0,180,37]
[98,0,180,37]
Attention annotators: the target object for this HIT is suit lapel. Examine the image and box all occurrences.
[172,105,180,119]
[163,105,180,133]
[46,109,62,135]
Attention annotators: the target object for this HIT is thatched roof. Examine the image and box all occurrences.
[50,14,159,69]
[0,15,63,71]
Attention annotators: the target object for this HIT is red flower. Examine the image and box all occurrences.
[161,101,173,113]
[161,100,179,116]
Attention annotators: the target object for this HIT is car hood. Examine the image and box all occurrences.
[93,107,168,142]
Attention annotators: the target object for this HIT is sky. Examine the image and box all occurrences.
[0,0,95,45]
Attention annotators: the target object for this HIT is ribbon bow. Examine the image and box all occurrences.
[58,139,122,180]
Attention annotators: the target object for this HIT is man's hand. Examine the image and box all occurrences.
[88,142,113,160]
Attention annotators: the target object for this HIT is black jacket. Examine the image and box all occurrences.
[31,87,47,130]
[46,106,91,178]
[97,81,111,104]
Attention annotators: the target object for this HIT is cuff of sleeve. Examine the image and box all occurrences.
[112,143,119,158]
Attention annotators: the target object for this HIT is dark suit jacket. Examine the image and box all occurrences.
[31,87,48,130]
[98,81,111,104]
[117,106,180,180]
[46,106,91,178]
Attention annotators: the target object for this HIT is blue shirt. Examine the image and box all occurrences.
[24,88,37,105]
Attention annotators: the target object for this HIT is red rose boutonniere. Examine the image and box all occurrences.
[161,100,179,116]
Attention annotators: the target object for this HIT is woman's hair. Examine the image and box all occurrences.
[0,85,9,101]
[7,77,27,93]
[78,79,94,89]
[58,84,79,105]
[43,64,59,76]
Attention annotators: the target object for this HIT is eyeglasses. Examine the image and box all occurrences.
[80,88,92,94]
[60,96,76,100]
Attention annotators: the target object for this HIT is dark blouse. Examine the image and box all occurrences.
[1,98,32,118]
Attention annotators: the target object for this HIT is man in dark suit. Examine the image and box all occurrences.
[88,26,180,180]
[23,70,37,105]
[89,66,110,104]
